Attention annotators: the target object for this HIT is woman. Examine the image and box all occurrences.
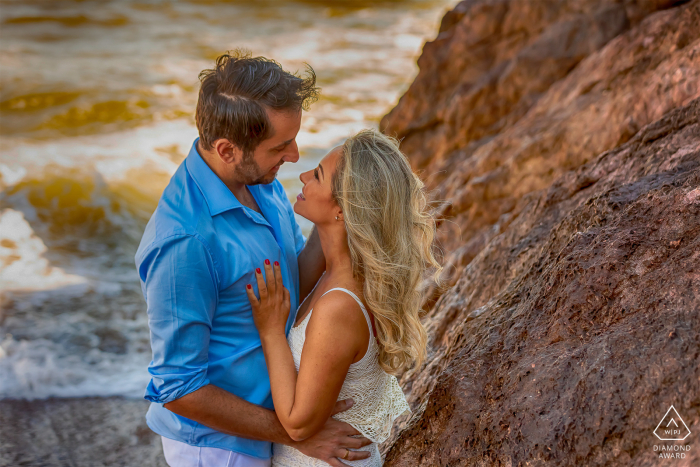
[245,129,442,466]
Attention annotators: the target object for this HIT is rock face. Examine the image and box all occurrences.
[380,1,700,466]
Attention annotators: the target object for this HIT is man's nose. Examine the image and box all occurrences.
[282,141,300,163]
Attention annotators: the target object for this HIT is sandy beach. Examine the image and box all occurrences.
[0,397,165,467]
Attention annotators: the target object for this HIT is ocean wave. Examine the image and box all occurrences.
[0,283,152,400]
[2,166,158,256]
[3,14,130,28]
[0,209,151,400]
[0,91,82,112]
[0,88,194,137]
[0,209,86,291]
[0,0,453,400]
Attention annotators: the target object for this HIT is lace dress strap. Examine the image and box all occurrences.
[320,287,374,339]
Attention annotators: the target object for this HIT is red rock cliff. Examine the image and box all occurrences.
[380,1,700,465]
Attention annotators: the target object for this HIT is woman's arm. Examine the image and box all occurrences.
[262,292,364,441]
[247,261,368,441]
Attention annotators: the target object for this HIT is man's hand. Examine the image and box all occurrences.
[291,399,372,467]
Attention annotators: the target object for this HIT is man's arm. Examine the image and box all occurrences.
[167,386,371,466]
[297,225,325,303]
[164,384,291,442]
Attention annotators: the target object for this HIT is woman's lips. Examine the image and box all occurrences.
[296,192,306,201]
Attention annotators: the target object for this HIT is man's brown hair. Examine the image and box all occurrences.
[195,50,319,155]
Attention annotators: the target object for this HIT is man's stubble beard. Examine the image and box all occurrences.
[236,151,279,185]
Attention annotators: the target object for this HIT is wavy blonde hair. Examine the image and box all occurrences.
[331,129,442,374]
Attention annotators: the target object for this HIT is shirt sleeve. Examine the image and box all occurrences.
[137,234,219,404]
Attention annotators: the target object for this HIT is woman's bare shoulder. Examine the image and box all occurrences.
[310,288,365,324]
[305,286,370,349]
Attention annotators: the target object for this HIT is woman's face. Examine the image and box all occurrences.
[294,146,343,224]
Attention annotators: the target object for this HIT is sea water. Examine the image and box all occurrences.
[0,0,451,400]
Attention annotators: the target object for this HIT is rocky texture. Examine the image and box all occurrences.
[380,1,700,466]
[0,398,165,467]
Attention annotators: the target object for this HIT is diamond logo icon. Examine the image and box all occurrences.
[654,406,691,441]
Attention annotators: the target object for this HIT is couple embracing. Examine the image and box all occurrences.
[135,51,441,467]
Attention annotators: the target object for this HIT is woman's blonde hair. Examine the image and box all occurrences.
[332,129,442,374]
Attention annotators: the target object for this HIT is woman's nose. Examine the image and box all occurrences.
[299,170,310,184]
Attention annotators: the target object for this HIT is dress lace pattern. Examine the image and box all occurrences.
[271,288,411,467]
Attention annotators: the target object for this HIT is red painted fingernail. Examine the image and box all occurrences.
[274,261,279,266]
[256,268,261,274]
[265,259,270,265]
[246,284,251,289]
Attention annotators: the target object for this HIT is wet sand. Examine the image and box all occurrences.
[0,397,166,467]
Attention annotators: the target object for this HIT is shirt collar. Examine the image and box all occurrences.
[185,138,245,216]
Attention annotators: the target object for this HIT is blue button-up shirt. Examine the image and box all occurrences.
[135,138,306,458]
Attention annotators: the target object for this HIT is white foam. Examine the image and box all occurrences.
[0,120,196,183]
[0,164,27,188]
[0,209,86,292]
[0,334,151,400]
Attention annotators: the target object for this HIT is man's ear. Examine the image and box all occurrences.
[213,139,242,165]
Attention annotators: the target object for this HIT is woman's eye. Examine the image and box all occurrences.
[313,168,319,180]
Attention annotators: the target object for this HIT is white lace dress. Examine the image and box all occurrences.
[271,288,411,467]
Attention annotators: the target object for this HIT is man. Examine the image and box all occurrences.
[135,51,371,467]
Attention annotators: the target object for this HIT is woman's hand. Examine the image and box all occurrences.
[246,259,291,337]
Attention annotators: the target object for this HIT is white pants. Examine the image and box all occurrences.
[161,436,272,467]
